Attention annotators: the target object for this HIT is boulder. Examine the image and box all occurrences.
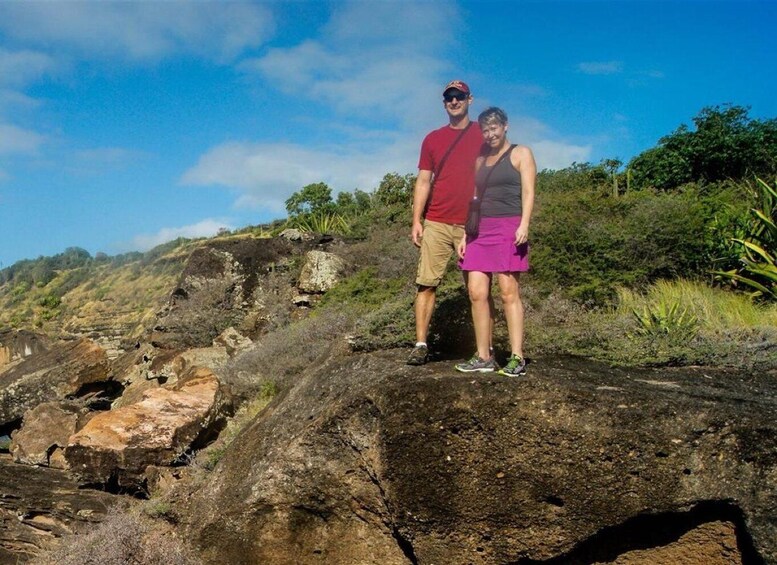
[151,237,301,349]
[278,228,314,242]
[10,401,91,468]
[213,327,252,357]
[0,454,117,564]
[65,366,229,491]
[0,339,109,427]
[113,345,229,409]
[297,250,346,293]
[180,351,776,565]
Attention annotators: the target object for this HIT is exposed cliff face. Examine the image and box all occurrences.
[0,338,110,428]
[180,351,776,564]
[150,235,346,350]
[0,330,48,371]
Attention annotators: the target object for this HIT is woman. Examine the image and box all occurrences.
[455,107,536,376]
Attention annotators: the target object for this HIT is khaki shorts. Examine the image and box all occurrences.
[415,220,465,287]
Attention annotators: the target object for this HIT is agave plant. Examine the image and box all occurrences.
[633,300,699,342]
[715,178,777,300]
[292,211,352,235]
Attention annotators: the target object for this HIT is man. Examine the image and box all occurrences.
[407,80,484,365]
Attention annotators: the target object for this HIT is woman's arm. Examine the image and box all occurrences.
[511,145,536,245]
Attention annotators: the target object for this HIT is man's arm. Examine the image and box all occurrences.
[411,169,433,247]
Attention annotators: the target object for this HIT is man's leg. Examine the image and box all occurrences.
[408,220,453,365]
[415,285,436,345]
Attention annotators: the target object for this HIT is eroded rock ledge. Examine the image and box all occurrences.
[180,351,776,564]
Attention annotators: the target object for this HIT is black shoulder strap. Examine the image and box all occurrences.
[475,144,516,200]
[433,122,473,182]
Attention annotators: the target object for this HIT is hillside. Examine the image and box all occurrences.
[1,106,776,563]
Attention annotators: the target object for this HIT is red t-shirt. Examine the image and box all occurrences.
[418,123,484,225]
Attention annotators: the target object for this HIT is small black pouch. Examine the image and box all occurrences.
[465,198,481,238]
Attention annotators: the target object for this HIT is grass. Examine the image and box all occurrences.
[526,278,777,368]
[616,279,777,331]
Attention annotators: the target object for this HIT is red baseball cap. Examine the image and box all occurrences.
[443,80,470,95]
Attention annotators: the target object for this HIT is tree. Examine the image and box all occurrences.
[285,182,334,217]
[629,104,777,190]
[374,172,416,206]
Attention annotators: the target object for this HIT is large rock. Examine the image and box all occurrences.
[0,454,117,564]
[297,250,345,293]
[10,401,91,468]
[0,339,109,427]
[151,237,302,349]
[112,345,228,409]
[65,365,229,490]
[180,351,776,564]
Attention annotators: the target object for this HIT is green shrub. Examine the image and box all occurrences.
[531,186,709,303]
[632,301,699,342]
[319,267,408,311]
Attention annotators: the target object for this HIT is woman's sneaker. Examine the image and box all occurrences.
[455,355,497,373]
[497,354,526,377]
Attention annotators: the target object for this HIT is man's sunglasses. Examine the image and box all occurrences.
[444,92,468,103]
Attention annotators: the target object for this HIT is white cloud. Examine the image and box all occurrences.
[128,219,236,252]
[0,123,46,154]
[0,2,275,62]
[577,61,624,75]
[531,140,592,171]
[239,1,459,128]
[182,129,590,209]
[181,139,418,211]
[0,89,42,111]
[0,48,59,88]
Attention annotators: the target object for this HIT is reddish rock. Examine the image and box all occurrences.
[65,366,229,490]
[10,401,91,468]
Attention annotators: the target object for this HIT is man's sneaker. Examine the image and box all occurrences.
[497,354,527,377]
[455,355,497,373]
[407,344,429,366]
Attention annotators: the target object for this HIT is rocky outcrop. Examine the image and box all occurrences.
[0,339,109,427]
[151,237,321,349]
[298,250,346,293]
[0,330,48,370]
[180,351,776,564]
[65,365,230,491]
[0,454,116,564]
[10,401,91,469]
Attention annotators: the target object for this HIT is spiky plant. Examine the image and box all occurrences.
[715,178,777,300]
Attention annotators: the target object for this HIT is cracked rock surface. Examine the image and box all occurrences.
[179,351,776,564]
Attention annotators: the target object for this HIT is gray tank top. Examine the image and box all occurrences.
[476,147,522,218]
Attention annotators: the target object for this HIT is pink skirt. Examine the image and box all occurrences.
[459,215,529,273]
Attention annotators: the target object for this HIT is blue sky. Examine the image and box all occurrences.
[1,0,775,268]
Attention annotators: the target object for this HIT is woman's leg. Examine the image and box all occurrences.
[467,271,493,359]
[497,272,524,357]
[463,270,495,354]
